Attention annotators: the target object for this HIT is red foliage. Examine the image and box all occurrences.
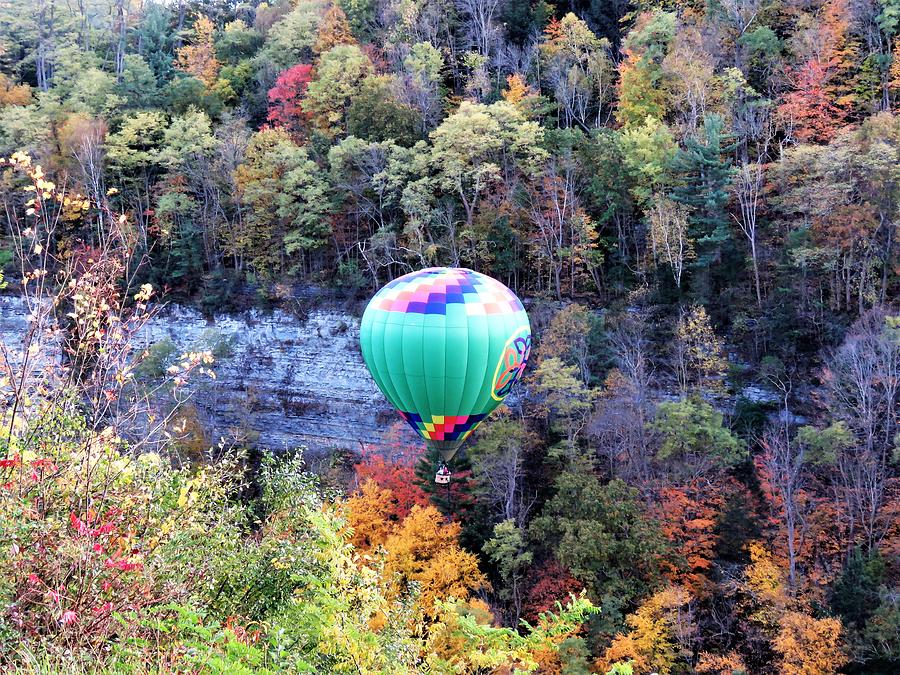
[267,64,314,134]
[354,422,429,519]
[777,59,847,143]
[776,0,853,143]
[11,495,152,644]
[522,559,584,624]
[361,44,390,74]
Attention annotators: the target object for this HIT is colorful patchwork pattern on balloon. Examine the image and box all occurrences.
[369,267,523,316]
[398,411,488,441]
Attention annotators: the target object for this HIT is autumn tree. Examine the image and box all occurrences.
[602,585,696,675]
[175,16,220,88]
[313,3,357,54]
[671,304,728,391]
[771,115,899,313]
[522,559,585,624]
[501,72,527,104]
[0,73,32,106]
[354,430,429,520]
[654,482,726,596]
[776,0,854,143]
[541,13,614,129]
[756,424,818,592]
[778,63,846,144]
[616,11,676,128]
[267,64,314,135]
[774,612,847,674]
[382,504,487,615]
[345,479,396,549]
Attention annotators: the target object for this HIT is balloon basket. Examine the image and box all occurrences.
[435,464,452,485]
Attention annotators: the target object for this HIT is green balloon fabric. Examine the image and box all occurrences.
[360,268,531,462]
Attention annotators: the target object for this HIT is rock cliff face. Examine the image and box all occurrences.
[0,295,417,456]
[137,303,418,456]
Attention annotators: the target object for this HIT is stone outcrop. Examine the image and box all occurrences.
[136,303,417,456]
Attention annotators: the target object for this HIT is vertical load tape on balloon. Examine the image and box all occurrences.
[360,268,531,462]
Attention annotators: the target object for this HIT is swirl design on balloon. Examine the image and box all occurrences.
[491,328,532,401]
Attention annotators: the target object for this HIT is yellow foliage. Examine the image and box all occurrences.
[383,504,487,616]
[175,16,220,87]
[745,541,789,608]
[600,585,695,675]
[345,479,396,550]
[674,304,727,389]
[428,598,496,662]
[774,611,847,675]
[0,73,32,106]
[502,73,531,105]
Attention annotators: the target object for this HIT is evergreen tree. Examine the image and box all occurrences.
[414,447,488,549]
[669,114,737,303]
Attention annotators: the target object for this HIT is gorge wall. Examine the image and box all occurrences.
[0,295,417,457]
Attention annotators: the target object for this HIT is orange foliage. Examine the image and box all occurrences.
[313,3,357,55]
[776,0,855,142]
[175,16,220,87]
[653,480,725,597]
[696,651,748,674]
[502,73,534,107]
[794,498,846,594]
[754,448,845,596]
[878,478,900,561]
[812,203,879,253]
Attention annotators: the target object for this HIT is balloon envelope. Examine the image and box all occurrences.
[360,268,531,461]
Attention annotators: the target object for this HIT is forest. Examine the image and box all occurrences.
[0,0,898,672]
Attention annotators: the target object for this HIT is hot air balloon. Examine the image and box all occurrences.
[360,268,531,483]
